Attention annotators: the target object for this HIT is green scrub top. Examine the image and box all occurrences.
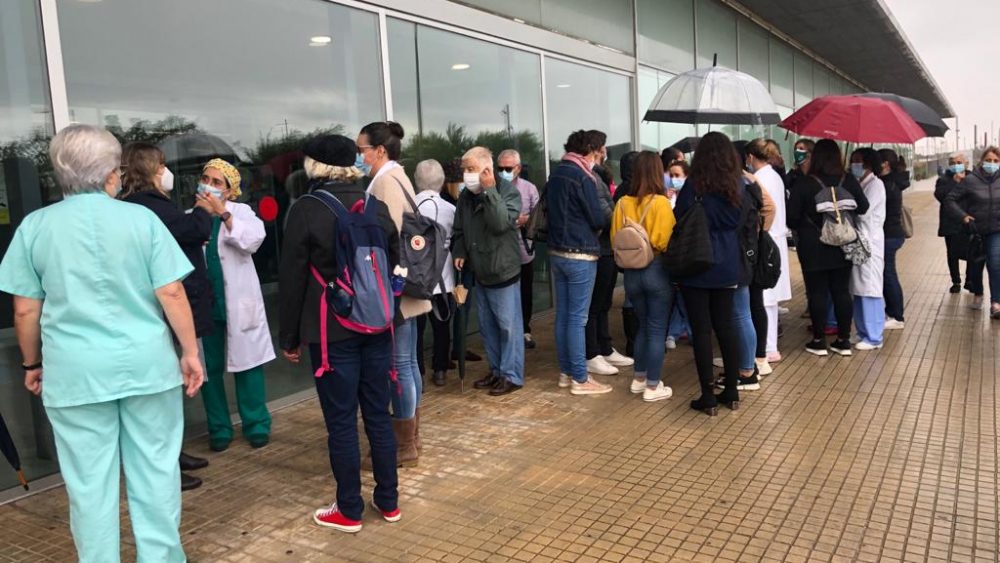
[206,217,227,322]
[0,192,194,408]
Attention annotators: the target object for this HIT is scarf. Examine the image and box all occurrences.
[562,153,596,179]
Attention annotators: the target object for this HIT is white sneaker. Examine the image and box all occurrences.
[854,341,883,351]
[755,358,773,376]
[665,337,677,350]
[630,378,646,394]
[712,357,724,368]
[570,377,613,395]
[884,318,905,330]
[603,349,634,367]
[971,297,984,310]
[558,373,572,388]
[642,382,673,402]
[587,356,619,375]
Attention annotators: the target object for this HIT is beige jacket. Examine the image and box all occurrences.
[369,166,432,319]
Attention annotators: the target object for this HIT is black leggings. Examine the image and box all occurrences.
[585,254,617,358]
[416,295,453,374]
[802,266,853,340]
[520,262,534,334]
[680,286,740,397]
[749,285,767,358]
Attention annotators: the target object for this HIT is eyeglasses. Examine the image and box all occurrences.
[497,166,516,173]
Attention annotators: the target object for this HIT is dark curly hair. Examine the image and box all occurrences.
[688,131,742,206]
[442,158,464,183]
[564,129,606,156]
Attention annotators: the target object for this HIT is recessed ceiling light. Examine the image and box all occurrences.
[556,84,571,88]
[451,63,471,71]
[309,36,332,45]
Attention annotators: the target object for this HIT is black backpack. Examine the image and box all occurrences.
[663,196,714,278]
[739,182,781,289]
[392,178,448,300]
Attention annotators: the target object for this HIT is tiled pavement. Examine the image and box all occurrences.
[3,185,1000,562]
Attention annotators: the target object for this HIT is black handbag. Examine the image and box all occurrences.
[664,197,714,278]
[752,224,782,289]
[968,224,987,265]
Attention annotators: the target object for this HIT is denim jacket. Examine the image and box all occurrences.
[544,160,611,255]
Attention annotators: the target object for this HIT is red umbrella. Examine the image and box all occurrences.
[780,95,926,144]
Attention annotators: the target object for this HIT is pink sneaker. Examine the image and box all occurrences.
[372,499,401,523]
[313,503,362,533]
[766,351,782,364]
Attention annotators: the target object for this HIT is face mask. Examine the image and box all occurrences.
[197,183,224,199]
[794,150,808,166]
[950,164,966,175]
[850,163,866,179]
[160,167,174,192]
[355,152,372,176]
[463,172,482,193]
[984,162,1000,175]
[671,177,686,190]
[498,170,514,183]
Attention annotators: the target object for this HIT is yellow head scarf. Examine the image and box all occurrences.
[203,158,241,200]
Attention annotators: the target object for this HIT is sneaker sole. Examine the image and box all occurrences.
[558,381,572,388]
[571,387,614,395]
[830,348,852,357]
[605,360,634,367]
[313,514,363,532]
[630,386,645,394]
[756,366,774,376]
[643,393,672,402]
[805,347,828,357]
[736,383,761,391]
[371,501,401,523]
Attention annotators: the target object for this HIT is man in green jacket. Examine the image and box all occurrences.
[453,146,525,396]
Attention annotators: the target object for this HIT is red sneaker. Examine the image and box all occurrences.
[312,503,362,533]
[372,499,401,523]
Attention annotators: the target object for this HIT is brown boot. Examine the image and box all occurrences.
[393,417,419,468]
[414,407,422,452]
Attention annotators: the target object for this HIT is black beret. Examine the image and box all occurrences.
[303,135,357,167]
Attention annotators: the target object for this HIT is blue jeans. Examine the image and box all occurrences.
[310,333,398,522]
[551,255,597,383]
[390,318,421,420]
[624,257,675,385]
[854,296,885,345]
[987,233,1000,304]
[884,237,905,321]
[733,286,756,371]
[476,281,525,385]
[668,293,690,338]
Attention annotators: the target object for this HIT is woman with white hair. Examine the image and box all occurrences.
[0,124,203,560]
[413,159,456,387]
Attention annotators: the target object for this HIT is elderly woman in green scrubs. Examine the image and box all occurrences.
[0,125,203,562]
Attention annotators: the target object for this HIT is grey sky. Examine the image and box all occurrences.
[884,0,999,154]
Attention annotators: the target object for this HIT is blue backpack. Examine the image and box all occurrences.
[306,190,395,377]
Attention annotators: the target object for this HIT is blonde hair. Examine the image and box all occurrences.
[121,142,165,198]
[304,156,364,183]
[462,146,493,169]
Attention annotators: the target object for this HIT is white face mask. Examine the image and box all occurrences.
[463,171,482,193]
[160,167,175,192]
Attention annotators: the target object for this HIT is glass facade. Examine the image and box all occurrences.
[0,0,889,498]
[0,1,57,493]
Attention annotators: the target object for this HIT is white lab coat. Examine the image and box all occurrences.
[414,191,456,294]
[756,165,792,305]
[850,174,886,298]
[214,201,276,372]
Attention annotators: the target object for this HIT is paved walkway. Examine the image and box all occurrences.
[3,184,999,562]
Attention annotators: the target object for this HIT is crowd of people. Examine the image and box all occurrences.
[4,119,1000,559]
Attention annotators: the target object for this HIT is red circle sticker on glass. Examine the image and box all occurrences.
[411,235,426,251]
[259,196,279,222]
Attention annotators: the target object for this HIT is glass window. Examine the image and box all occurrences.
[0,0,59,493]
[637,0,695,73]
[455,0,635,54]
[813,66,830,97]
[794,53,813,108]
[696,0,737,69]
[545,58,632,179]
[737,19,769,86]
[769,38,794,107]
[638,66,696,153]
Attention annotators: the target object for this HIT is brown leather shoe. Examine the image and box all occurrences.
[473,371,500,390]
[392,417,418,468]
[414,407,422,453]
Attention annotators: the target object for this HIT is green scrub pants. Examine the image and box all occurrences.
[200,321,271,445]
[46,386,185,563]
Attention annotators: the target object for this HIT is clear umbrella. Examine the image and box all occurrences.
[644,63,780,126]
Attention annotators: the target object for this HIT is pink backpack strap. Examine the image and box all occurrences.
[310,265,332,378]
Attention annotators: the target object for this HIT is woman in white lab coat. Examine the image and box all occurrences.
[197,158,275,451]
[848,149,887,351]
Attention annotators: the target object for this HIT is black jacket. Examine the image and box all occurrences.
[613,152,637,204]
[934,173,964,237]
[124,190,214,338]
[944,168,1000,236]
[786,172,870,272]
[278,180,399,350]
[882,172,907,240]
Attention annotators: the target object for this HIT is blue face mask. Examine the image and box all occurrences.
[950,164,965,175]
[197,183,224,199]
[670,177,686,190]
[850,163,866,179]
[355,152,372,176]
[498,170,514,183]
[985,162,1000,175]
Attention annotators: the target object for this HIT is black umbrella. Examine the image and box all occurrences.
[670,136,701,153]
[0,412,28,490]
[853,93,949,137]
